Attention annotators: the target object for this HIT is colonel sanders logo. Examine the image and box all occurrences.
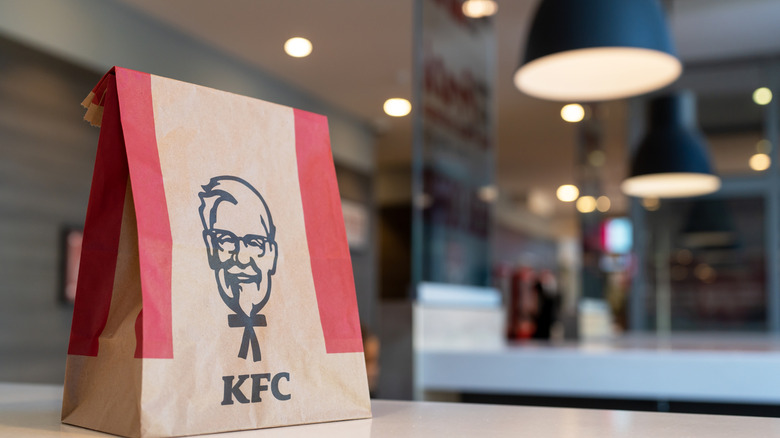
[198,176,278,362]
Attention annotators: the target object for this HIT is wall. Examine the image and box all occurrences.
[0,0,375,172]
[0,1,377,382]
[0,36,100,382]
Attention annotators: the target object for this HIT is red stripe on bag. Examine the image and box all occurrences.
[67,78,128,356]
[115,68,174,359]
[294,109,364,354]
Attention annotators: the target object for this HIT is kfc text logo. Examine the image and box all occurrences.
[221,373,291,405]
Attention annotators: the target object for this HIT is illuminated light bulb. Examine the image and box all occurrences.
[478,185,499,203]
[694,263,716,283]
[596,195,611,212]
[556,184,579,202]
[528,189,554,217]
[576,196,596,213]
[675,249,693,265]
[462,0,498,18]
[560,103,585,123]
[284,37,313,58]
[749,153,771,171]
[642,197,660,211]
[383,98,412,117]
[415,193,433,209]
[753,87,772,105]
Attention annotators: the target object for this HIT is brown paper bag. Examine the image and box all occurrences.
[61,67,371,437]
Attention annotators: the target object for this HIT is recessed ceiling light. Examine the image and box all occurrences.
[596,195,611,212]
[676,249,693,265]
[556,184,579,202]
[561,104,585,123]
[478,185,499,203]
[576,196,596,213]
[694,263,716,283]
[284,37,312,58]
[462,0,498,18]
[383,98,411,117]
[753,87,772,105]
[749,153,771,171]
[528,189,554,217]
[642,197,660,211]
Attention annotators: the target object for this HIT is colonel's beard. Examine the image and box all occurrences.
[214,268,271,317]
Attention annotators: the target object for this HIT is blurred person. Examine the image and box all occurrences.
[532,269,561,340]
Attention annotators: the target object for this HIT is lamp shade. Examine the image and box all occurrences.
[621,93,721,198]
[515,0,682,102]
[680,200,738,250]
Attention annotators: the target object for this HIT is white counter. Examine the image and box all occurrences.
[3,382,780,437]
[416,335,780,404]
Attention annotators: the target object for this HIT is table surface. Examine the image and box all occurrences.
[417,334,780,403]
[3,382,780,437]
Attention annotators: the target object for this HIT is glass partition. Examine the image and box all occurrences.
[630,58,780,334]
[642,197,767,332]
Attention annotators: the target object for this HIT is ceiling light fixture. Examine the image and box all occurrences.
[621,92,720,198]
[576,196,597,213]
[462,0,498,18]
[478,185,499,203]
[561,104,585,123]
[596,195,611,212]
[749,153,771,171]
[528,189,554,216]
[284,37,313,58]
[383,98,412,117]
[642,197,660,211]
[753,87,773,106]
[515,0,681,101]
[556,184,579,202]
[681,200,738,250]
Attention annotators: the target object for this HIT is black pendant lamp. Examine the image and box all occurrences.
[621,92,720,198]
[680,200,738,250]
[515,0,682,101]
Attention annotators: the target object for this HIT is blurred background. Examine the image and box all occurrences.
[3,0,780,417]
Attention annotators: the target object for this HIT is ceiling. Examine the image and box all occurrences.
[116,0,780,224]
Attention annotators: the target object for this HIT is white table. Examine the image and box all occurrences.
[417,335,780,404]
[2,382,780,437]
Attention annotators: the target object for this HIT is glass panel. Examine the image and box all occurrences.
[412,0,496,288]
[643,197,767,332]
[680,62,767,177]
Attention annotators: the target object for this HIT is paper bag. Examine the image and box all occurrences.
[61,67,371,437]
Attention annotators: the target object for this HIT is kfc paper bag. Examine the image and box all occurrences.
[61,67,371,437]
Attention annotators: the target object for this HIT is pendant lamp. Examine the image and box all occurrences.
[515,0,682,102]
[621,92,721,198]
[680,200,737,250]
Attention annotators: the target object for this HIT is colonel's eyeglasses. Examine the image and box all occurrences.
[208,229,270,256]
